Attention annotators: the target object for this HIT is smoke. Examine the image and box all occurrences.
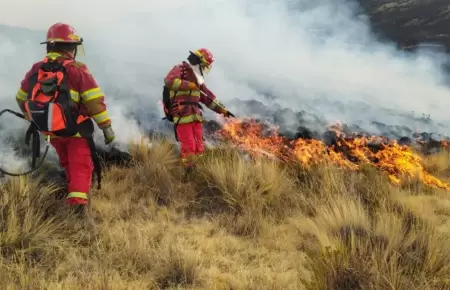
[1,0,450,171]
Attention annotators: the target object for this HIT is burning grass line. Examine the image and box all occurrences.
[216,118,450,191]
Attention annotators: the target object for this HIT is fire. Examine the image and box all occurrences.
[216,118,450,191]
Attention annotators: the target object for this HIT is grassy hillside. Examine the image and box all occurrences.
[358,0,450,50]
[0,130,449,290]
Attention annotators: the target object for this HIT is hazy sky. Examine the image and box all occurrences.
[0,0,196,31]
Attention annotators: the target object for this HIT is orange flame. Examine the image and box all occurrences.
[216,118,450,191]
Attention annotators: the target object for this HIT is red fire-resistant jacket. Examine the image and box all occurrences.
[164,61,228,124]
[15,51,112,137]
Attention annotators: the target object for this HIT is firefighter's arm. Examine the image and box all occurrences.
[75,63,113,130]
[199,84,234,117]
[164,65,198,91]
[15,66,35,119]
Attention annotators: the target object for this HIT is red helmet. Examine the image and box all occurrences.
[189,48,214,74]
[40,23,83,45]
[190,48,214,66]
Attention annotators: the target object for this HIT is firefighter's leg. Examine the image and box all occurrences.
[176,123,196,168]
[193,121,205,158]
[50,138,70,180]
[50,138,70,200]
[65,137,94,206]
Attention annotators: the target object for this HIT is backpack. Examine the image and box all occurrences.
[162,85,174,122]
[24,57,81,137]
[23,57,104,190]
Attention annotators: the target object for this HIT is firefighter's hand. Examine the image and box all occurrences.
[103,126,115,145]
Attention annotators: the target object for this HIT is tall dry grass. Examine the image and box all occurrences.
[0,140,449,289]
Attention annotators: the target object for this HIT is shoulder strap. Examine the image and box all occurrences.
[58,60,73,94]
[27,57,73,96]
[26,58,50,98]
[40,57,73,71]
[27,71,39,100]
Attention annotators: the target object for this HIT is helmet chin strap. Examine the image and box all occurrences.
[61,43,83,59]
[60,48,76,59]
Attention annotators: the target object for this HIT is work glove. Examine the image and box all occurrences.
[103,126,115,145]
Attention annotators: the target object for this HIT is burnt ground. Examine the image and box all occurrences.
[200,1,450,153]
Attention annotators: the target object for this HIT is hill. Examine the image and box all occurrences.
[1,1,450,289]
[1,125,450,289]
[358,0,450,50]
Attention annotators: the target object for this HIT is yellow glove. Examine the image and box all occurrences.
[103,126,115,145]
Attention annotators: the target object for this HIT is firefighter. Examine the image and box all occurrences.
[15,23,115,215]
[163,48,235,168]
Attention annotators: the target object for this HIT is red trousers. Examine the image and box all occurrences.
[50,137,93,205]
[176,122,204,165]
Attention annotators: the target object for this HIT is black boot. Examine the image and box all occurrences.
[69,204,86,218]
[55,189,67,200]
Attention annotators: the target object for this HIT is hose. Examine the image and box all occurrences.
[0,109,50,177]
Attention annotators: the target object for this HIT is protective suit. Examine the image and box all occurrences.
[163,48,234,167]
[15,23,115,212]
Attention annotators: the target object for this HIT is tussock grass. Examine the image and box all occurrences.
[0,139,449,289]
[423,149,450,178]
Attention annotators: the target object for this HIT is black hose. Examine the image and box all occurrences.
[1,109,26,119]
[0,109,50,177]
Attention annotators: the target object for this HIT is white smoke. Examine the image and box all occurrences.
[1,0,450,171]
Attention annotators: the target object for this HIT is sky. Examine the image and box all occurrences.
[1,0,450,170]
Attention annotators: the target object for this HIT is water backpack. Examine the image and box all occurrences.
[21,56,102,188]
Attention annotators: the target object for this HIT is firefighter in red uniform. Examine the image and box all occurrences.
[163,48,235,168]
[15,23,115,214]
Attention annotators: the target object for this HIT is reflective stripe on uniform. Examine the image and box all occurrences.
[172,79,182,91]
[172,114,204,124]
[16,88,28,101]
[81,88,103,103]
[92,110,110,125]
[47,102,54,131]
[70,90,80,102]
[67,192,88,200]
[170,90,201,99]
[180,158,194,166]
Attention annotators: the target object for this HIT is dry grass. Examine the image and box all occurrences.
[0,140,449,290]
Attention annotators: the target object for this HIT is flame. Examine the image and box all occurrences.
[216,118,450,191]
